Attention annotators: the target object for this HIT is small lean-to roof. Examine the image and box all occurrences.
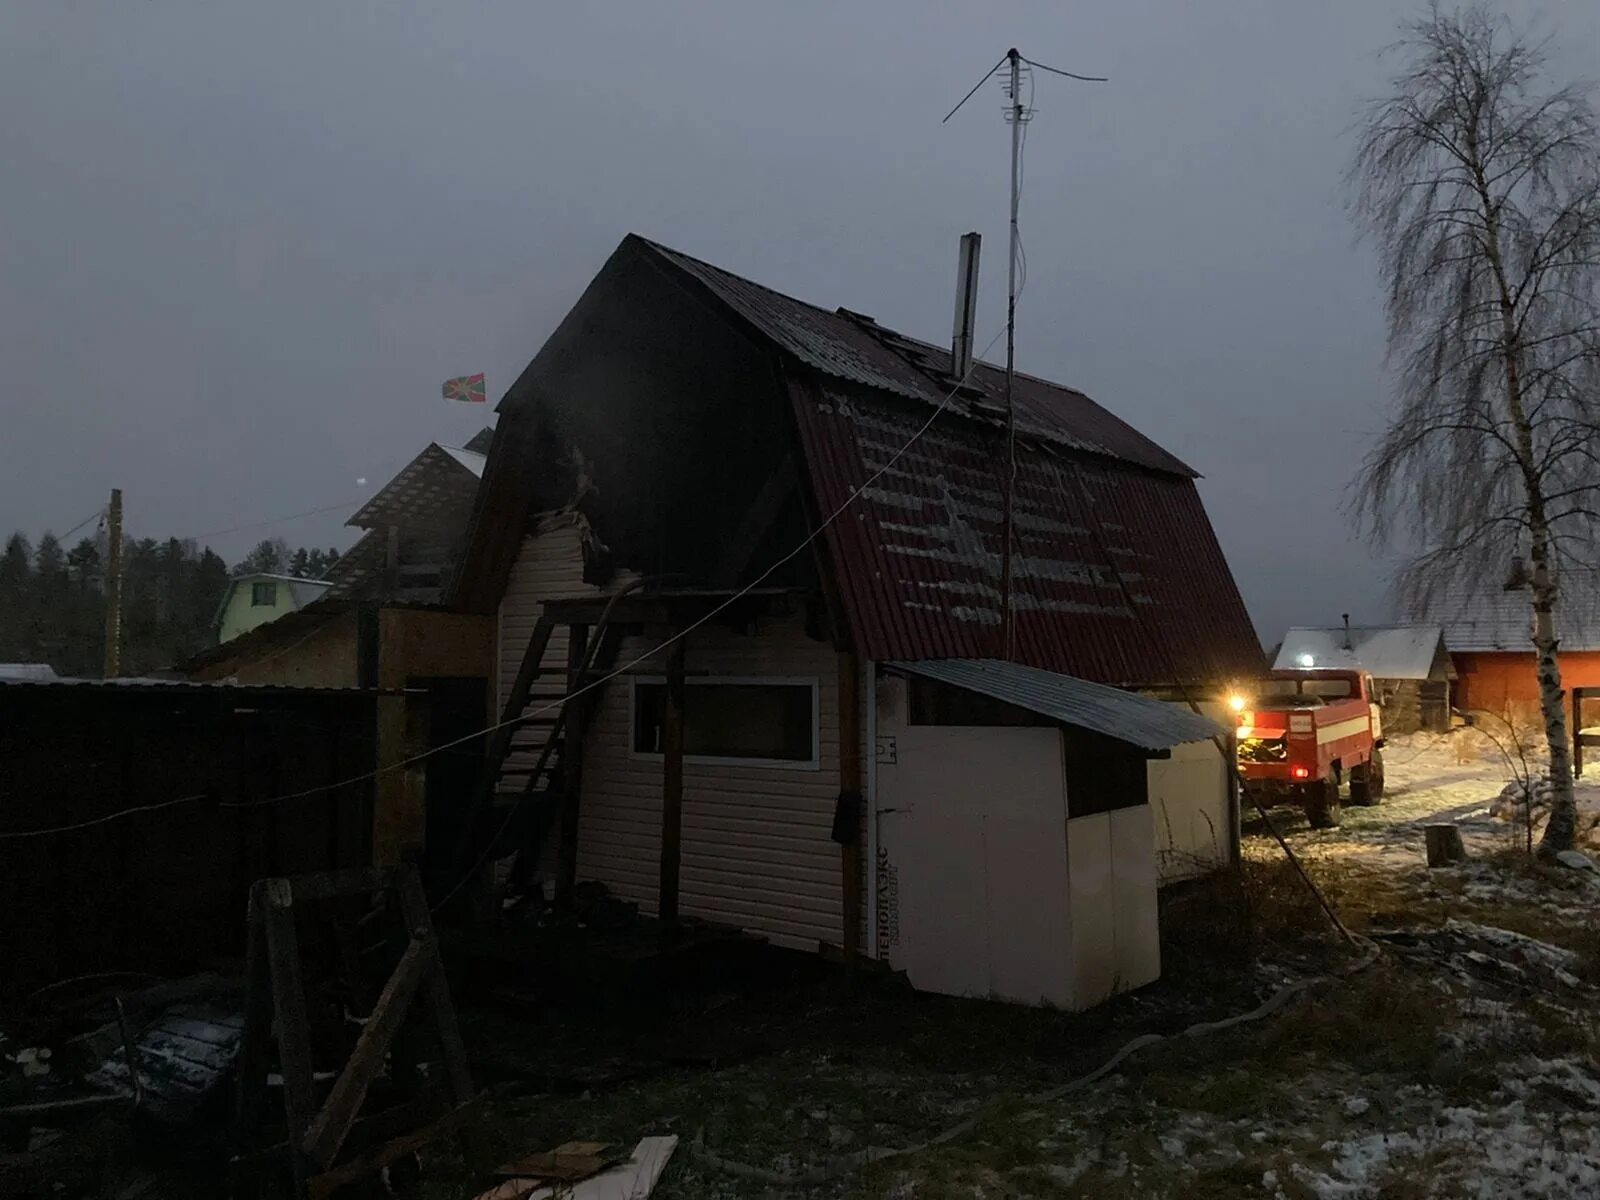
[1272,625,1449,680]
[891,659,1223,750]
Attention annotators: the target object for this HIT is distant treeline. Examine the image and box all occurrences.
[0,533,341,678]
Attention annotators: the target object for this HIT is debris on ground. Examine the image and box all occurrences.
[472,1135,678,1200]
[5,732,1599,1198]
[1555,849,1597,872]
[1374,919,1585,994]
[494,1139,615,1184]
[1490,772,1600,840]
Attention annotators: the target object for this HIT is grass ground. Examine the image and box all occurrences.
[10,732,1599,1198]
[425,731,1600,1198]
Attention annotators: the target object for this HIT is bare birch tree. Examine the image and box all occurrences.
[1349,5,1600,856]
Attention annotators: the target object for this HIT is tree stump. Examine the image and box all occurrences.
[1424,824,1467,868]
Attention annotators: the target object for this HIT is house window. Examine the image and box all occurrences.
[630,677,819,768]
[251,581,278,607]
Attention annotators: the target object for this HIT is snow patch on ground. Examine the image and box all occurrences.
[1294,1083,1600,1200]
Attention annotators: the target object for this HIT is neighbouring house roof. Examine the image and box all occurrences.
[214,574,332,625]
[186,598,353,674]
[0,663,59,682]
[1272,625,1451,681]
[890,659,1224,750]
[322,528,470,605]
[180,595,449,676]
[322,440,488,605]
[347,442,485,532]
[461,234,1260,686]
[1413,575,1600,653]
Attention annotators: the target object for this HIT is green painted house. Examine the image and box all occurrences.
[214,573,333,644]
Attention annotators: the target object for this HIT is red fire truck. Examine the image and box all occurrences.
[1230,668,1385,828]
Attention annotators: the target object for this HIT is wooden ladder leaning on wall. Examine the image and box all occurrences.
[450,606,623,909]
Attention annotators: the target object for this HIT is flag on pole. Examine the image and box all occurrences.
[442,373,487,403]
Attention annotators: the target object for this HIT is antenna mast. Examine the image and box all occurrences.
[999,48,1025,662]
[944,48,1104,663]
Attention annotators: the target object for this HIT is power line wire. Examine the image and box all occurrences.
[57,508,105,543]
[942,52,1010,124]
[426,325,1009,911]
[177,501,363,545]
[236,321,1006,817]
[0,794,211,841]
[1021,55,1108,83]
[3,327,1006,862]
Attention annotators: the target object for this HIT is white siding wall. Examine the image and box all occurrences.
[579,614,844,952]
[1148,701,1233,883]
[497,516,629,785]
[496,521,846,953]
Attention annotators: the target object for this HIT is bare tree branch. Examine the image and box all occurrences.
[1347,3,1600,857]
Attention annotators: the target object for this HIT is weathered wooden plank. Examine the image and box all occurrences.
[302,935,435,1169]
[392,868,476,1109]
[555,624,590,907]
[306,1094,485,1200]
[286,866,392,905]
[260,879,316,1193]
[232,888,275,1171]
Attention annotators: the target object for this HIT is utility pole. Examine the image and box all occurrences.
[103,488,123,678]
[998,48,1024,662]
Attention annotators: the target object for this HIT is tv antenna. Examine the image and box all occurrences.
[945,48,1105,661]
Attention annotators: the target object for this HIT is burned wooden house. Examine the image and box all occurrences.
[450,234,1262,1007]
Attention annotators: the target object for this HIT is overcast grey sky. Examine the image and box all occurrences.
[2,3,1595,641]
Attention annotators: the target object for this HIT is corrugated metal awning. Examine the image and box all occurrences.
[890,659,1224,750]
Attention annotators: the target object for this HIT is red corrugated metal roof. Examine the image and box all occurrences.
[518,236,1258,685]
[790,375,1261,686]
[639,237,1195,477]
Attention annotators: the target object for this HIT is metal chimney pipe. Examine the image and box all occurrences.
[1342,613,1352,652]
[951,232,981,380]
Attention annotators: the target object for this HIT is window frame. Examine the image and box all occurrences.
[627,674,822,772]
[250,580,278,607]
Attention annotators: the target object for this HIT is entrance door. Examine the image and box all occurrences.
[876,724,1072,1006]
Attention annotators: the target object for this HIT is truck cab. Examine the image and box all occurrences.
[1230,668,1385,828]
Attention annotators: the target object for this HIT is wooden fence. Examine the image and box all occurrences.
[0,681,379,1007]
